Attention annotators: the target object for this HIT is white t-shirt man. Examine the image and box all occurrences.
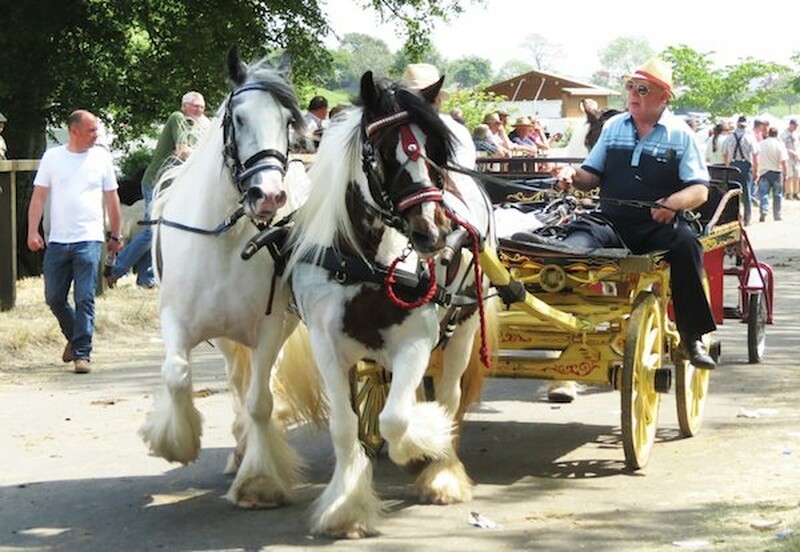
[440,113,476,169]
[33,145,118,243]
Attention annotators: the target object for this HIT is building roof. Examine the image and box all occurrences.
[485,69,619,101]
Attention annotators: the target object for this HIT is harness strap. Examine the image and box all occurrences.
[142,206,247,236]
[298,248,454,307]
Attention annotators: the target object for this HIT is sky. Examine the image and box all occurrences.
[324,0,798,81]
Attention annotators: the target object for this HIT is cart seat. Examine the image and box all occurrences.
[499,234,631,259]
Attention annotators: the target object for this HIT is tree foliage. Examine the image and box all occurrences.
[0,0,465,159]
[592,36,655,90]
[664,45,792,116]
[520,34,563,72]
[446,56,493,89]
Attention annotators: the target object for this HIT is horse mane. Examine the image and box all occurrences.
[239,57,304,133]
[286,78,456,275]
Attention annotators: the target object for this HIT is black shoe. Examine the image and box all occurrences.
[759,213,766,222]
[682,337,716,369]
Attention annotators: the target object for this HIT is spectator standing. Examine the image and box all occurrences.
[722,116,759,226]
[302,95,329,151]
[26,110,122,374]
[0,112,7,159]
[780,119,799,200]
[704,122,729,165]
[756,126,788,222]
[107,91,207,289]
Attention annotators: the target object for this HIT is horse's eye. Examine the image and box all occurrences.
[235,114,244,126]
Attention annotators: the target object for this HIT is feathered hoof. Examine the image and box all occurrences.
[223,450,242,475]
[227,476,291,509]
[402,456,433,476]
[415,460,473,505]
[321,522,375,540]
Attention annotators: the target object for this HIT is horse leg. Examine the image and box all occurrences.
[215,338,251,474]
[413,318,480,504]
[310,337,380,539]
[379,342,453,469]
[140,312,203,464]
[226,311,302,509]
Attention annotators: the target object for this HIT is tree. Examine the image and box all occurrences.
[330,33,394,92]
[594,37,655,89]
[664,45,791,116]
[446,56,493,89]
[520,34,563,72]
[0,0,465,160]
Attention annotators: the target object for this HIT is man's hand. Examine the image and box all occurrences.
[27,232,45,252]
[555,165,576,192]
[107,237,124,254]
[651,197,678,224]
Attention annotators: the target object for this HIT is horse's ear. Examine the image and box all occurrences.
[227,46,247,85]
[581,98,599,121]
[420,75,445,104]
[276,51,291,76]
[360,71,378,109]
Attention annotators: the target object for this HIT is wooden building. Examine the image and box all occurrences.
[485,69,619,118]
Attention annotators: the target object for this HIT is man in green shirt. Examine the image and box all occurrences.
[107,91,207,288]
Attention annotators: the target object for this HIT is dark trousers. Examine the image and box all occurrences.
[565,215,716,339]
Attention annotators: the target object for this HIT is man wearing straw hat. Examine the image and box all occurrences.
[400,63,476,169]
[557,58,716,370]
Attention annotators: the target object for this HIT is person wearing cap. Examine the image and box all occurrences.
[0,112,7,160]
[508,116,539,155]
[483,112,513,157]
[400,63,476,169]
[755,126,788,222]
[721,116,759,225]
[107,91,208,290]
[556,57,717,370]
[780,119,799,200]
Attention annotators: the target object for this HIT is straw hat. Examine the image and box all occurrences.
[400,63,450,102]
[483,113,501,125]
[625,58,674,97]
[511,116,534,128]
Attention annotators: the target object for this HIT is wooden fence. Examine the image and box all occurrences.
[0,159,38,311]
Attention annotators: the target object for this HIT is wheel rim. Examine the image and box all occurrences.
[676,358,709,436]
[622,294,662,470]
[350,361,389,457]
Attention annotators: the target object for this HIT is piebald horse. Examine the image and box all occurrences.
[284,71,497,538]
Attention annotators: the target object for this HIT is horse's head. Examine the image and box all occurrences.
[583,99,622,150]
[223,47,304,222]
[357,71,454,257]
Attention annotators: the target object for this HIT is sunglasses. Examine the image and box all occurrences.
[625,80,651,96]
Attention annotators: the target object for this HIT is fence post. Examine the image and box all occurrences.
[0,160,17,311]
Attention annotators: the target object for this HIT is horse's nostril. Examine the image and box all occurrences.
[246,186,264,202]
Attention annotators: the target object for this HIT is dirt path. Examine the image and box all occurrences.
[1,202,799,551]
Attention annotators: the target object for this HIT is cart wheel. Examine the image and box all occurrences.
[621,293,662,470]
[349,361,389,457]
[675,354,710,437]
[747,291,766,364]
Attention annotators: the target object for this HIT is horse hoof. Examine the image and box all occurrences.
[228,477,289,509]
[328,522,373,539]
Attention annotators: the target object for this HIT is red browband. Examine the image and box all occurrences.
[395,188,444,212]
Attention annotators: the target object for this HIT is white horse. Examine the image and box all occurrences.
[139,48,323,508]
[284,71,497,538]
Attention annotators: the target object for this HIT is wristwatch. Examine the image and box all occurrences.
[109,235,124,242]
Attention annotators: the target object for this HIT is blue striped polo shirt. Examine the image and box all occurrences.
[582,110,709,221]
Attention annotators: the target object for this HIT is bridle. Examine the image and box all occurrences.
[360,109,447,234]
[222,82,290,194]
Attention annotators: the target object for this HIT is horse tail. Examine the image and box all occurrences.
[455,295,500,424]
[272,323,329,427]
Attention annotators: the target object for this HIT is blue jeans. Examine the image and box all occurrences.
[43,241,102,360]
[730,160,753,225]
[111,182,155,286]
[758,171,783,219]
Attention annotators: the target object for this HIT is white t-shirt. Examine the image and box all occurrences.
[440,113,476,169]
[34,145,118,243]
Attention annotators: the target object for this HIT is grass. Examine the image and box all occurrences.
[0,275,161,374]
